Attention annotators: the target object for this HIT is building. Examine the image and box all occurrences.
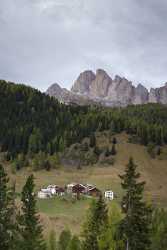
[104,190,114,200]
[67,183,86,194]
[47,185,58,195]
[87,187,101,197]
[56,187,65,196]
[38,189,52,199]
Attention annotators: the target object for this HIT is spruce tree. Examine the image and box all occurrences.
[111,144,116,155]
[67,235,81,250]
[112,137,117,144]
[90,133,96,148]
[151,208,167,250]
[58,229,71,250]
[119,157,152,250]
[82,195,108,250]
[0,164,16,250]
[48,230,57,250]
[18,174,46,250]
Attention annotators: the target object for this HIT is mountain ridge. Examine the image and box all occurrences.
[46,69,167,106]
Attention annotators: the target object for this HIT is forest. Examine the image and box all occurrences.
[0,79,167,163]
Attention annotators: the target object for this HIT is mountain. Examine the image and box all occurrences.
[46,69,167,106]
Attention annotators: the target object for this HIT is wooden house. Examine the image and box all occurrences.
[87,187,101,197]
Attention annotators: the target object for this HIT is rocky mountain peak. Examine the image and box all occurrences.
[89,69,112,97]
[46,83,63,96]
[71,70,95,94]
[46,69,167,107]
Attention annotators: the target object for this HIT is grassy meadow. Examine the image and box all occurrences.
[5,132,167,235]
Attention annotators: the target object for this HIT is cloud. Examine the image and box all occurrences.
[0,0,167,91]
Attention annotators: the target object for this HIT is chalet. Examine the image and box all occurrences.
[67,183,86,194]
[56,187,65,196]
[47,185,58,195]
[38,189,52,199]
[82,184,94,193]
[104,190,114,200]
[87,187,101,197]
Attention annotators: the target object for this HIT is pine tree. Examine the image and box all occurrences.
[48,230,57,250]
[111,144,116,155]
[112,137,117,144]
[82,195,108,250]
[90,133,96,148]
[18,174,46,250]
[119,157,152,250]
[67,235,81,250]
[58,229,71,250]
[151,208,167,250]
[105,147,110,157]
[98,203,124,250]
[0,164,16,250]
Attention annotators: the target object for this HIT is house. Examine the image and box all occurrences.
[87,187,101,197]
[104,190,114,200]
[67,183,86,194]
[83,184,95,193]
[72,184,86,194]
[38,189,52,199]
[47,185,58,195]
[66,183,76,193]
[56,187,65,196]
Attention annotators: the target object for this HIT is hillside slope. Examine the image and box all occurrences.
[6,132,167,235]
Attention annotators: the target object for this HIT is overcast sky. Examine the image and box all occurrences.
[0,0,167,91]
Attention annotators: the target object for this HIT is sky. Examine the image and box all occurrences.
[0,0,167,91]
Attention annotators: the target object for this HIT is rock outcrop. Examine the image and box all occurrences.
[89,69,112,98]
[46,82,98,106]
[71,70,95,94]
[133,84,149,105]
[46,69,167,107]
[148,83,167,104]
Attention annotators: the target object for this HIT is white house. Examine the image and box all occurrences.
[38,189,52,199]
[47,185,58,195]
[104,190,114,200]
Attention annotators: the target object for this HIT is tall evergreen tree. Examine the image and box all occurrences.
[151,208,167,250]
[58,229,71,250]
[0,164,16,250]
[67,235,81,250]
[111,144,117,155]
[48,230,57,250]
[18,174,46,250]
[119,157,152,250]
[98,203,124,250]
[89,133,96,148]
[82,195,108,250]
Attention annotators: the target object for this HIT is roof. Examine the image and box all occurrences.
[56,187,65,192]
[88,187,101,193]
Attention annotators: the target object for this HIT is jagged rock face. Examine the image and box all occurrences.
[46,83,64,97]
[107,76,134,105]
[148,84,167,104]
[159,84,167,104]
[133,84,149,105]
[89,69,112,98]
[71,70,95,94]
[46,82,98,106]
[148,88,158,103]
[46,69,167,107]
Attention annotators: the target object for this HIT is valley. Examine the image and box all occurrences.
[6,133,167,235]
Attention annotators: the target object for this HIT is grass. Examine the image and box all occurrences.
[5,132,167,235]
